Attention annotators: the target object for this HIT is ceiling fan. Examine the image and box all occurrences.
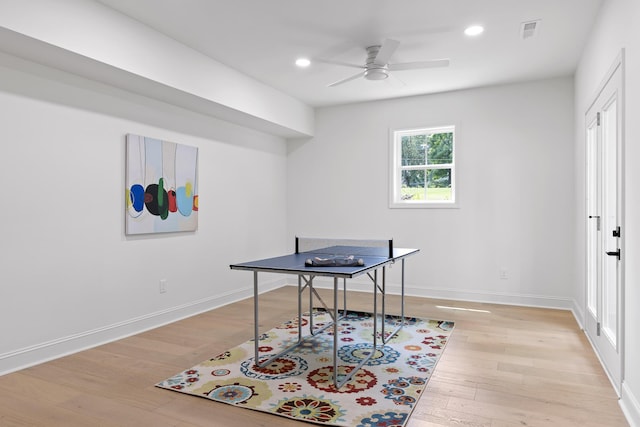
[323,39,449,87]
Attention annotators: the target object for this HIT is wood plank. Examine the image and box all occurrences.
[0,286,628,426]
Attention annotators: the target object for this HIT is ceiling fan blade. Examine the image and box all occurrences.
[328,71,365,87]
[314,58,365,69]
[386,72,406,88]
[374,39,400,65]
[388,59,450,71]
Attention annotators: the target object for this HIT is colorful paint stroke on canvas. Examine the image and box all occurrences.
[126,134,198,234]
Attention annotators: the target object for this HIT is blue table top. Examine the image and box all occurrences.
[230,247,419,278]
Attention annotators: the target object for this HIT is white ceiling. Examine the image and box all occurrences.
[97,0,603,108]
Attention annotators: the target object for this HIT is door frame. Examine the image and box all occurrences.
[584,49,625,394]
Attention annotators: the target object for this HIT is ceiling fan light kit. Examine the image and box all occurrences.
[364,68,389,81]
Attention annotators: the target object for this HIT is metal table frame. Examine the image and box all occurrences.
[231,247,418,388]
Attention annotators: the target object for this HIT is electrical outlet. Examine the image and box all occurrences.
[159,279,167,293]
[499,268,508,280]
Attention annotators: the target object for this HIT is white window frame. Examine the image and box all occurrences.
[389,125,458,209]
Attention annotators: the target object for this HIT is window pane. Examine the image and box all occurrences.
[401,169,425,200]
[426,132,453,165]
[401,169,452,201]
[426,187,452,200]
[427,168,451,187]
[401,135,426,166]
[427,169,452,200]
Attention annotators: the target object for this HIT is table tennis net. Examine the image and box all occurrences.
[296,237,393,259]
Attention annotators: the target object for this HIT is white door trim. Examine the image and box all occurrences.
[584,49,625,394]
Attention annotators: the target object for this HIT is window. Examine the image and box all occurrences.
[390,126,456,208]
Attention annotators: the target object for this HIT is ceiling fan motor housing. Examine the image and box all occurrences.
[365,45,389,80]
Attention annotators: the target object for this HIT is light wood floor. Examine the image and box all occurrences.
[0,286,628,426]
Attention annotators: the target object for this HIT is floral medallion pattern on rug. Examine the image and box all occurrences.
[157,309,454,427]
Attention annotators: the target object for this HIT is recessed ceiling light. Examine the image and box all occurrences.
[464,25,484,36]
[295,58,311,67]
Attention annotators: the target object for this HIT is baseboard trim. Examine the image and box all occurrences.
[621,381,640,427]
[570,298,585,329]
[0,278,286,376]
[302,279,575,311]
[405,285,574,310]
[0,279,580,377]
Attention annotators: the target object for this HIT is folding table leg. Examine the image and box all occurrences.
[253,271,260,365]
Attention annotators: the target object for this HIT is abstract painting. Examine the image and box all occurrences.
[126,134,198,234]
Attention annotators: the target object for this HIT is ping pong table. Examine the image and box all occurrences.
[229,237,419,388]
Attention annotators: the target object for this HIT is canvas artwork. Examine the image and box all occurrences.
[126,134,198,235]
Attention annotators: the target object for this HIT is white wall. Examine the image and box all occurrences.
[574,0,640,424]
[287,77,575,308]
[0,53,289,374]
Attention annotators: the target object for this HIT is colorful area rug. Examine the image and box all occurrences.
[156,309,454,427]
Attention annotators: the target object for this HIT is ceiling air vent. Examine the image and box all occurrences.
[520,20,540,40]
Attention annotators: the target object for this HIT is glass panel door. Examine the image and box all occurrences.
[584,57,623,393]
